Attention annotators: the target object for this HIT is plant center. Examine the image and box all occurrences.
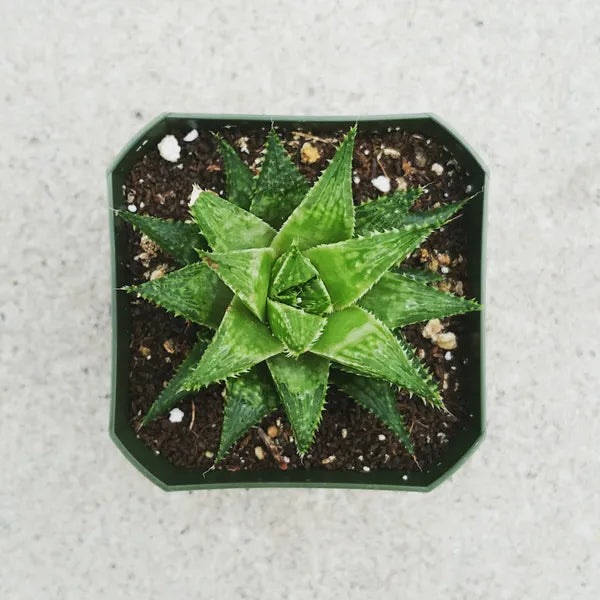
[265,244,332,354]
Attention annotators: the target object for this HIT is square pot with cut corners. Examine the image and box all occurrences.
[108,113,487,492]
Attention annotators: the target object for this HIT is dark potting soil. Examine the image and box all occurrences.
[123,124,476,474]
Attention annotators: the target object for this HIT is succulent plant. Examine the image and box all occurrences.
[119,127,480,461]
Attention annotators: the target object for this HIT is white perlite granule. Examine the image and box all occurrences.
[431,162,444,176]
[371,175,391,193]
[168,408,184,423]
[183,129,199,142]
[157,135,181,162]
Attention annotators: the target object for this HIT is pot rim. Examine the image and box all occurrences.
[108,113,487,491]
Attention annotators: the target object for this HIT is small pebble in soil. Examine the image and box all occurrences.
[140,234,159,257]
[163,339,175,354]
[341,428,348,439]
[183,129,199,142]
[441,266,449,274]
[254,446,266,460]
[371,175,391,193]
[395,177,408,191]
[301,142,320,164]
[321,455,336,465]
[157,135,181,163]
[363,466,371,472]
[422,319,457,350]
[444,351,453,361]
[422,319,443,340]
[204,450,214,459]
[236,136,250,154]
[435,332,457,350]
[438,280,452,294]
[383,147,401,159]
[378,434,386,441]
[353,175,361,184]
[127,204,137,213]
[169,408,184,423]
[267,425,279,438]
[431,162,444,176]
[149,265,169,281]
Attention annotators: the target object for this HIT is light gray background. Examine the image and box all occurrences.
[1,1,599,598]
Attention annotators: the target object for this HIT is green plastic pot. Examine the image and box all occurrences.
[107,113,487,491]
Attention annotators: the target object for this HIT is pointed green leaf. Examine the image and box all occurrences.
[181,298,284,391]
[199,247,274,321]
[394,267,442,284]
[359,272,480,328]
[398,199,468,229]
[269,244,332,315]
[330,370,413,453]
[216,135,254,209]
[304,225,434,310]
[217,364,280,461]
[270,127,356,254]
[190,190,276,252]
[311,306,442,406]
[126,263,232,329]
[142,335,210,424]
[354,188,422,235]
[267,299,326,355]
[249,129,310,228]
[267,354,330,455]
[356,193,467,236]
[118,211,206,265]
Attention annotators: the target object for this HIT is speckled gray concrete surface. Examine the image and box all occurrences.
[1,1,599,598]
